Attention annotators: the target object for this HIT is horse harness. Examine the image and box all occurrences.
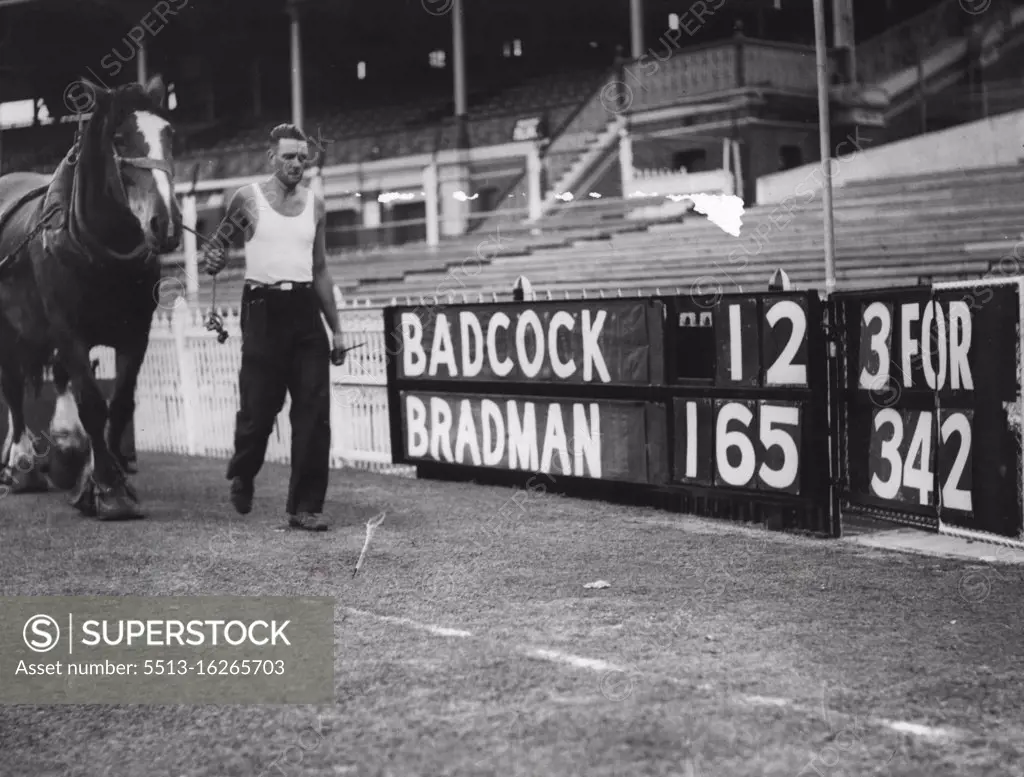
[0,119,229,346]
[0,119,175,277]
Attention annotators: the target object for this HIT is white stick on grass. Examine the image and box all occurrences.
[353,511,387,577]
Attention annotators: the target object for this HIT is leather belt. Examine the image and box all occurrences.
[245,280,313,291]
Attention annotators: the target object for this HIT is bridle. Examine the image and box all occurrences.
[64,112,178,263]
[69,111,175,175]
[110,151,177,250]
[113,153,175,180]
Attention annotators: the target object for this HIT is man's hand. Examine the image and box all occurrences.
[203,244,227,275]
[330,332,347,366]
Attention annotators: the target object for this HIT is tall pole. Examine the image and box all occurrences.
[137,41,147,83]
[424,161,439,247]
[183,193,198,307]
[289,2,304,130]
[451,0,468,148]
[832,0,855,84]
[813,0,836,295]
[452,0,467,117]
[527,143,543,221]
[630,0,644,60]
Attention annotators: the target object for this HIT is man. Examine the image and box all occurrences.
[203,123,345,531]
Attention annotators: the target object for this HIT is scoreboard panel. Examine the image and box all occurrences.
[672,293,814,389]
[392,299,664,387]
[673,398,804,494]
[384,291,831,533]
[832,283,1022,540]
[715,297,760,387]
[762,297,810,387]
[672,397,713,485]
[664,291,828,511]
[396,390,668,485]
[382,280,1024,543]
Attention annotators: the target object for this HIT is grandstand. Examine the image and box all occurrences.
[3,1,1024,307]
[151,0,1024,312]
[178,163,1024,309]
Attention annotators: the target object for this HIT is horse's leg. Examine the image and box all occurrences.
[59,342,140,519]
[45,361,92,491]
[106,332,148,476]
[0,357,48,493]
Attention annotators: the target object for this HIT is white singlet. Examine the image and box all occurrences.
[244,183,316,284]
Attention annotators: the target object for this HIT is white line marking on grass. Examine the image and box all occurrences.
[521,647,626,673]
[743,695,791,707]
[344,607,473,638]
[343,607,968,744]
[883,720,956,740]
[346,608,626,672]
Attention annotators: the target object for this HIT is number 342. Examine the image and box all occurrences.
[869,409,972,511]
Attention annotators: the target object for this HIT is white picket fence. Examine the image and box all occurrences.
[90,300,413,477]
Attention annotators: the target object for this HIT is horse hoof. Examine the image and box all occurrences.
[70,478,97,517]
[0,464,49,494]
[95,491,144,520]
[70,471,142,519]
[89,475,142,522]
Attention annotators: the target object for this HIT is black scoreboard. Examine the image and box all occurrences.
[384,299,670,488]
[831,284,1023,540]
[383,282,1023,543]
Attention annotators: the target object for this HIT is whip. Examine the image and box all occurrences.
[331,341,365,366]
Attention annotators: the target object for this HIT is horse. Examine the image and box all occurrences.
[0,75,182,519]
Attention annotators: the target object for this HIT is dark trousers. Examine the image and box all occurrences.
[226,284,331,515]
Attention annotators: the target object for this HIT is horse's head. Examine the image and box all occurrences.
[77,75,182,256]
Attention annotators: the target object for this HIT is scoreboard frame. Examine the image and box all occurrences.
[383,291,838,538]
[658,290,834,535]
[380,278,1024,546]
[933,276,1024,547]
[829,279,1024,544]
[382,298,672,500]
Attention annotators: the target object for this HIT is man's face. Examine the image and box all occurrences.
[271,138,310,187]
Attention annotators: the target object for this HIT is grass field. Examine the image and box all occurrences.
[1,452,1023,776]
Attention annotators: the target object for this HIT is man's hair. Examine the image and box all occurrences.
[269,123,307,146]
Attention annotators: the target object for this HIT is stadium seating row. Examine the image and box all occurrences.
[0,64,609,178]
[173,164,1024,310]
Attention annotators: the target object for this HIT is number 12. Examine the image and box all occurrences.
[725,300,807,385]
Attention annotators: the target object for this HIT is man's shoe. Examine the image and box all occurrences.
[288,512,328,532]
[230,477,253,515]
